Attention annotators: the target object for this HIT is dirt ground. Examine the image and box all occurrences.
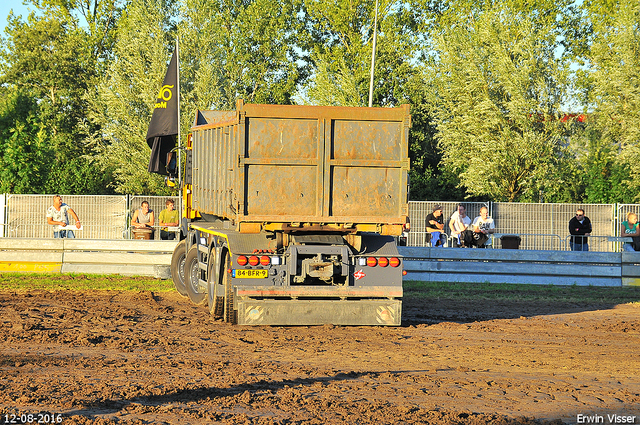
[1,284,639,425]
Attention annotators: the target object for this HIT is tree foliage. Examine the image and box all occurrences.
[0,0,639,203]
[0,6,115,194]
[86,0,177,195]
[426,0,570,202]
[586,1,640,200]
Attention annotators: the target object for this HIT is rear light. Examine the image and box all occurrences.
[402,270,407,276]
[378,257,389,267]
[248,256,260,266]
[260,255,270,266]
[389,257,400,267]
[366,257,377,267]
[237,255,248,266]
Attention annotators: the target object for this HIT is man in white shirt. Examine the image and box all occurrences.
[46,195,81,238]
[471,206,495,247]
[449,204,471,247]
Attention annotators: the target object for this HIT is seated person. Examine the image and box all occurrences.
[132,200,155,237]
[159,199,180,240]
[449,204,471,247]
[462,206,495,248]
[621,212,640,252]
[425,205,447,247]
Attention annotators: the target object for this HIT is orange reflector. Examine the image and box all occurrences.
[389,257,400,267]
[378,257,389,267]
[260,255,270,266]
[237,255,248,266]
[366,257,377,267]
[248,256,260,266]
[402,270,407,276]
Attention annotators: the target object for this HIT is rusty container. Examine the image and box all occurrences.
[188,100,410,234]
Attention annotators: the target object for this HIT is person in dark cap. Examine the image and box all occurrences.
[425,204,446,247]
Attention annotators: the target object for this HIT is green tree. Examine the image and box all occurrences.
[180,0,307,111]
[87,0,177,195]
[427,0,571,202]
[302,0,418,108]
[585,1,640,200]
[0,89,53,193]
[0,9,114,193]
[0,0,121,194]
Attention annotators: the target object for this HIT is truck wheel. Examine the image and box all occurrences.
[185,245,206,305]
[222,253,237,324]
[170,240,188,297]
[207,250,224,319]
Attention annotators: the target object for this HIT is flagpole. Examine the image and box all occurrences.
[368,0,379,107]
[176,35,181,186]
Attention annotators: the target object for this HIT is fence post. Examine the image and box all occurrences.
[126,194,131,240]
[0,194,5,238]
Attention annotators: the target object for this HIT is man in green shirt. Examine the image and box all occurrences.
[159,199,180,240]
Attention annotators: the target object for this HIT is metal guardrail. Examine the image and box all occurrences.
[399,246,640,287]
[0,238,178,278]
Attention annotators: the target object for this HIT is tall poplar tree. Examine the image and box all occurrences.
[586,1,640,200]
[427,0,571,202]
[87,0,177,195]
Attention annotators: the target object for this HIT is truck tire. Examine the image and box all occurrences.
[170,240,188,297]
[185,245,206,305]
[221,253,237,324]
[207,249,224,319]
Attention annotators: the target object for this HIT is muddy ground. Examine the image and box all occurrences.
[1,284,639,425]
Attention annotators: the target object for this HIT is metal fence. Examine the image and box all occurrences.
[2,194,181,240]
[407,201,489,247]
[408,201,635,252]
[1,195,639,251]
[128,196,183,239]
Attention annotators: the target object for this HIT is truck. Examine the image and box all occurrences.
[170,99,410,326]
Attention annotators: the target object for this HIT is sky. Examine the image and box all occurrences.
[1,1,36,33]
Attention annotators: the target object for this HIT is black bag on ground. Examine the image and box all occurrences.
[461,229,488,247]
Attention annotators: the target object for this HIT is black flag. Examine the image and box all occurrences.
[147,48,178,175]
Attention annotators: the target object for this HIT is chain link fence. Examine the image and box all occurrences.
[128,196,182,240]
[2,194,181,240]
[1,195,638,251]
[492,202,616,251]
[408,201,632,252]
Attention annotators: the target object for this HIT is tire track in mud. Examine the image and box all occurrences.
[1,289,639,424]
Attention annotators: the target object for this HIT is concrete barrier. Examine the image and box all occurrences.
[0,238,178,278]
[399,246,640,287]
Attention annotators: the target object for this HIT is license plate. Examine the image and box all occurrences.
[234,269,268,279]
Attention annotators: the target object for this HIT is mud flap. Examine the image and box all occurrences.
[235,299,402,326]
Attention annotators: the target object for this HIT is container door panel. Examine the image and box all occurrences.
[246,118,317,159]
[244,117,322,218]
[332,120,402,161]
[329,120,403,219]
[245,165,317,216]
[331,167,401,218]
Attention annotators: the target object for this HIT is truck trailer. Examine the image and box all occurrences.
[170,99,410,325]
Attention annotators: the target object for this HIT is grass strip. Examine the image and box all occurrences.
[0,273,174,292]
[2,274,640,305]
[404,280,640,305]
